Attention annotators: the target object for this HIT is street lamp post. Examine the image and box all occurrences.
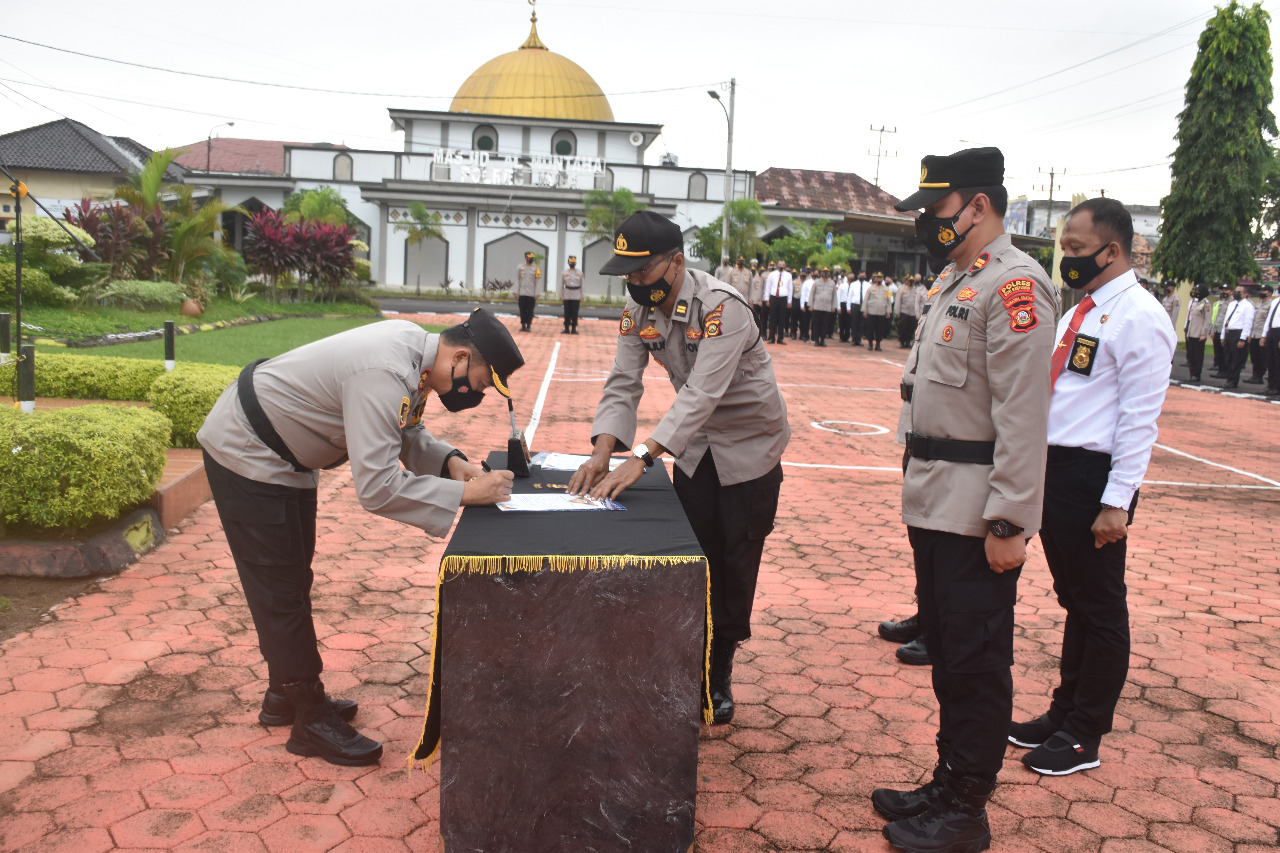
[206,121,235,172]
[708,80,736,261]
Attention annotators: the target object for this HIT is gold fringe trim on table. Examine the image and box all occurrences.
[408,555,713,771]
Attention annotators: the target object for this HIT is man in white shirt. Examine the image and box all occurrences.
[849,271,866,345]
[835,267,851,342]
[1008,198,1174,776]
[1220,283,1256,390]
[765,261,793,345]
[1246,284,1273,385]
[798,270,815,341]
[1264,286,1280,396]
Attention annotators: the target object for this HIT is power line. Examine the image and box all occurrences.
[0,34,715,101]
[1070,162,1172,177]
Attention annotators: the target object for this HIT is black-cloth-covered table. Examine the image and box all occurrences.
[412,452,708,853]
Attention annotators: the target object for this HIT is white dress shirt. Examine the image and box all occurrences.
[1048,269,1175,510]
[765,270,793,299]
[1222,297,1256,336]
[849,280,865,306]
[836,279,850,308]
[799,277,814,309]
[1264,296,1280,334]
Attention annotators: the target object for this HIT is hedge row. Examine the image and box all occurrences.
[148,363,239,447]
[0,405,171,529]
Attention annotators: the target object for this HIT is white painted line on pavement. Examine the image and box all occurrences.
[811,421,889,436]
[523,341,560,447]
[1153,443,1280,487]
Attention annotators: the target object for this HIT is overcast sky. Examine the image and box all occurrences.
[2,0,1278,208]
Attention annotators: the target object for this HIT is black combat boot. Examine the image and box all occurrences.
[709,638,738,725]
[259,685,359,727]
[883,772,994,853]
[872,740,951,820]
[282,679,383,766]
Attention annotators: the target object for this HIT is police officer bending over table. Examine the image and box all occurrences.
[568,211,790,726]
[198,309,523,766]
[871,148,1058,853]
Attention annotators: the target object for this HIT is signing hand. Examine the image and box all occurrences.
[985,533,1026,574]
[1091,507,1129,548]
[447,454,484,482]
[586,456,645,501]
[461,470,514,505]
[567,454,611,496]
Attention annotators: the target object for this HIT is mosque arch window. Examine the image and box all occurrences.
[473,126,498,152]
[688,172,707,201]
[551,129,577,157]
[333,152,353,182]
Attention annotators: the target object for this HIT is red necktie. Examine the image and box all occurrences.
[1050,295,1096,388]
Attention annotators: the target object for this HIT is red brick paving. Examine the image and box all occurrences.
[2,312,1278,851]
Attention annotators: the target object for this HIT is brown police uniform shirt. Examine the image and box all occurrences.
[590,268,790,485]
[558,268,584,300]
[748,271,765,305]
[864,282,892,316]
[726,267,752,299]
[196,320,465,536]
[515,263,541,297]
[1185,297,1211,339]
[811,277,837,313]
[900,233,1059,538]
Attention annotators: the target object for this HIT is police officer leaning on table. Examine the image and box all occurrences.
[197,309,522,766]
[870,147,1059,853]
[567,210,790,727]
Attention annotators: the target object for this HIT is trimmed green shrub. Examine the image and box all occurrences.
[0,352,166,401]
[0,405,170,529]
[0,263,75,307]
[147,362,238,448]
[52,261,111,293]
[101,280,183,311]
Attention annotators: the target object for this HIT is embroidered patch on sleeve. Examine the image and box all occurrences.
[998,278,1035,301]
[619,309,635,335]
[956,287,977,302]
[398,396,411,428]
[1008,306,1038,333]
[703,303,726,337]
[408,399,425,426]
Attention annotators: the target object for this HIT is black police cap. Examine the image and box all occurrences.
[461,307,524,398]
[895,147,1005,211]
[599,211,684,276]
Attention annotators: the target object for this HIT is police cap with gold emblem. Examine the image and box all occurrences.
[459,307,525,398]
[894,147,1005,211]
[599,210,684,276]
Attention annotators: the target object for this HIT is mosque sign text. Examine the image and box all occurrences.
[429,147,604,189]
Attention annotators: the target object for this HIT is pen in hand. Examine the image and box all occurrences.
[481,461,493,473]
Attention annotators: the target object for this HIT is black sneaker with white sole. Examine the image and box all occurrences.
[1022,731,1100,776]
[1007,713,1059,749]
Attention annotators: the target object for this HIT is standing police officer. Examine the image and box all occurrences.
[568,211,790,726]
[765,261,793,345]
[515,251,541,332]
[558,255,584,334]
[870,148,1058,853]
[198,310,522,766]
[726,256,753,299]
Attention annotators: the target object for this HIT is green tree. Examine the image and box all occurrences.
[584,188,646,243]
[165,186,241,286]
[690,198,768,262]
[394,202,446,295]
[283,186,365,230]
[1256,145,1280,259]
[765,218,857,270]
[1152,1,1276,283]
[115,148,185,210]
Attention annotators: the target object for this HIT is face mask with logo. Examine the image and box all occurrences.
[915,195,975,260]
[1059,243,1111,290]
[626,255,675,306]
[438,356,485,412]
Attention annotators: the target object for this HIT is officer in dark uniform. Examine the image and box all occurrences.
[198,309,523,766]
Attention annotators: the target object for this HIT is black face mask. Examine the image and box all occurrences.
[626,254,675,307]
[1059,243,1112,290]
[915,195,975,260]
[438,357,485,412]
[1233,292,1243,301]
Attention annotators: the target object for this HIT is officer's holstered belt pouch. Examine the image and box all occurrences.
[900,382,913,402]
[237,359,313,473]
[905,431,995,465]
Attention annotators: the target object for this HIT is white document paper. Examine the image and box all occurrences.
[538,452,629,472]
[496,494,626,512]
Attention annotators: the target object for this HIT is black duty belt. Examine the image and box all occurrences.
[905,431,995,465]
[237,359,349,473]
[900,382,913,402]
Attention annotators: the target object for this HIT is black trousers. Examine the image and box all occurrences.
[1212,331,1224,370]
[1040,446,1135,744]
[673,452,783,642]
[518,295,537,328]
[1186,336,1206,380]
[1267,329,1280,393]
[1225,329,1246,382]
[838,307,850,341]
[867,314,889,347]
[898,314,918,346]
[768,297,789,342]
[562,299,580,331]
[1248,336,1266,380]
[754,304,769,337]
[850,305,863,344]
[789,299,801,337]
[799,309,812,341]
[813,311,832,344]
[203,451,322,688]
[909,526,1021,782]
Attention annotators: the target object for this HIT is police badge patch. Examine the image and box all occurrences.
[703,304,725,337]
[398,396,412,428]
[941,325,954,342]
[619,309,635,335]
[956,287,977,302]
[1066,333,1099,375]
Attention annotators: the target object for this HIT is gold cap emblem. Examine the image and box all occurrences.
[616,234,628,251]
[920,166,928,183]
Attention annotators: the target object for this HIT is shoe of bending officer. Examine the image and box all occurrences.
[878,612,922,644]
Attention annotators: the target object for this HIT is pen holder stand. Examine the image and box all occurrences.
[507,430,530,478]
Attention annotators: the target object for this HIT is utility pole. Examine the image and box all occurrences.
[1038,166,1065,238]
[868,125,897,188]
[709,79,736,260]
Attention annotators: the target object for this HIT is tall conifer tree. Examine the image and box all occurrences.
[1152,2,1276,283]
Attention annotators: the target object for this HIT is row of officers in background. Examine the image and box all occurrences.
[711,256,932,350]
[1175,281,1278,392]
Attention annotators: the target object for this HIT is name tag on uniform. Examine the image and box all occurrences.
[1067,333,1100,376]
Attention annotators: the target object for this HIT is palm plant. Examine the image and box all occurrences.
[584,188,646,243]
[395,201,445,295]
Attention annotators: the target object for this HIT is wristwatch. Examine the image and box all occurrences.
[987,519,1024,539]
[631,444,654,468]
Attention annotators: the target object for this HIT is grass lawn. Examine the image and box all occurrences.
[35,316,446,367]
[11,296,381,342]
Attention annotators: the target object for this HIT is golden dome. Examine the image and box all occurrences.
[449,10,614,122]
